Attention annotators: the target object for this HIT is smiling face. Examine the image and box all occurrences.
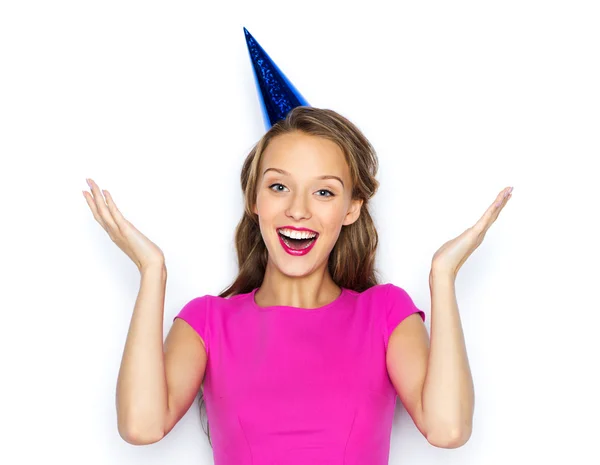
[252,130,363,278]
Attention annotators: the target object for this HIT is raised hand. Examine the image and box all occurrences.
[83,178,166,273]
[431,186,513,279]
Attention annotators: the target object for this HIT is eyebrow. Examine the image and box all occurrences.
[263,168,344,188]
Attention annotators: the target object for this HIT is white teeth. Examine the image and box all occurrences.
[278,228,317,240]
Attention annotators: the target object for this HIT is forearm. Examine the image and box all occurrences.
[116,264,169,443]
[421,271,474,445]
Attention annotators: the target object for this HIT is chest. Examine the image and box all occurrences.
[207,308,392,403]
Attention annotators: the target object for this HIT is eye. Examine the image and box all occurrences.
[268,183,288,192]
[316,189,335,198]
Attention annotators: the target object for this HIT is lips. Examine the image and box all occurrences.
[276,226,319,256]
[277,226,318,234]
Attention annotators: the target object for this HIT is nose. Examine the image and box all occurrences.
[285,191,311,221]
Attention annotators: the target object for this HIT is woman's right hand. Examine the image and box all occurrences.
[83,178,166,273]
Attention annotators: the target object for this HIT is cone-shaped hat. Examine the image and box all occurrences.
[244,27,309,130]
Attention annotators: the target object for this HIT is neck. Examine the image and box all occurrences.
[256,260,341,309]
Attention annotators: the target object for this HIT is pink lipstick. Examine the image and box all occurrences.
[277,226,318,256]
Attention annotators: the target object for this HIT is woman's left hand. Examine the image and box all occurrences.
[431,186,513,279]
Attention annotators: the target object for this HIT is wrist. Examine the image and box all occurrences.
[429,268,455,286]
[140,262,167,278]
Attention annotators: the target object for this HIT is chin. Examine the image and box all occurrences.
[272,259,317,278]
[265,251,323,278]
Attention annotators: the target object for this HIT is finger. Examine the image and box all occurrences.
[473,195,502,231]
[87,178,119,231]
[83,190,108,231]
[474,187,511,232]
[493,187,512,212]
[487,188,512,224]
[492,194,510,220]
[493,187,512,207]
[102,189,129,233]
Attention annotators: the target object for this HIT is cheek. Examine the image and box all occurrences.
[319,205,347,234]
[255,192,277,218]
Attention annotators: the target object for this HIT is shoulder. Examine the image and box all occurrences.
[346,282,406,302]
[345,283,388,297]
[348,282,424,320]
[382,282,416,303]
[180,289,253,312]
[343,283,401,314]
[381,282,426,322]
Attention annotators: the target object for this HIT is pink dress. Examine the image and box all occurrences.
[174,283,425,465]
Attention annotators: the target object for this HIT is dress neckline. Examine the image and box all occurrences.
[250,287,347,312]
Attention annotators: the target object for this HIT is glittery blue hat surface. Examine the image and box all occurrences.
[243,27,309,130]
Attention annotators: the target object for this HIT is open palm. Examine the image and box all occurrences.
[431,186,513,278]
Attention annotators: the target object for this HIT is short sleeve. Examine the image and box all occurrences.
[383,283,426,349]
[173,295,210,355]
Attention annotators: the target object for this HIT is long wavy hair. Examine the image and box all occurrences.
[198,106,382,446]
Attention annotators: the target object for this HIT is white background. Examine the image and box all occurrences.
[1,1,599,464]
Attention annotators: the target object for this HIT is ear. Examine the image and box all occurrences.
[342,198,363,226]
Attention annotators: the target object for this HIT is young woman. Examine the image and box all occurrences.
[83,106,512,464]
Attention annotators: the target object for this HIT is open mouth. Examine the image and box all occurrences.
[277,228,318,251]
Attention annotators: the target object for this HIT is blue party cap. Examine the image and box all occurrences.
[243,27,310,130]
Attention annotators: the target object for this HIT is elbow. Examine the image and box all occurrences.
[118,421,164,446]
[426,424,472,449]
[116,403,166,445]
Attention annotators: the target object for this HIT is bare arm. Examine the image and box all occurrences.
[115,264,169,443]
[386,188,512,450]
[115,264,207,445]
[386,274,474,449]
[421,272,474,446]
[83,179,207,445]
